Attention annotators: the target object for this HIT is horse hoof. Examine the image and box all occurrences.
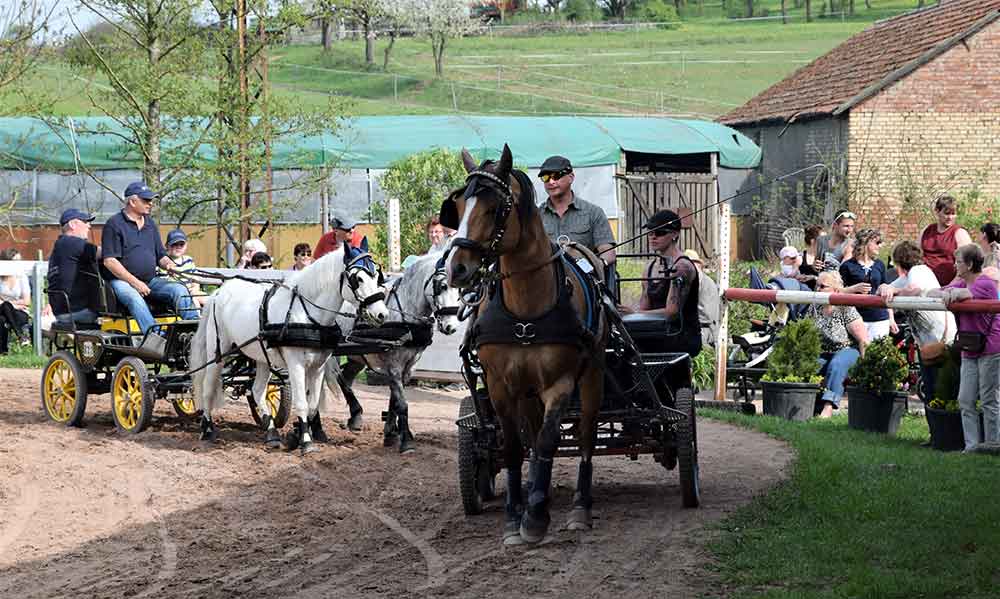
[264,438,282,450]
[264,429,281,449]
[284,432,300,451]
[346,413,363,432]
[502,521,524,546]
[566,507,592,531]
[399,443,415,455]
[300,442,319,456]
[311,428,330,444]
[519,511,550,545]
[383,434,399,448]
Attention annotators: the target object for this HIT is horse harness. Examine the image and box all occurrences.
[471,243,600,350]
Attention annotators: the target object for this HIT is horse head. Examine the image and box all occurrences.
[439,144,536,289]
[342,237,389,325]
[426,255,461,335]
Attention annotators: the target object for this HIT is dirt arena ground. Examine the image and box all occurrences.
[0,367,793,598]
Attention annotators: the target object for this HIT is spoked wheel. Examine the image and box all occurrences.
[248,382,291,430]
[111,357,155,434]
[675,387,700,508]
[170,392,201,420]
[40,351,88,427]
[458,395,494,515]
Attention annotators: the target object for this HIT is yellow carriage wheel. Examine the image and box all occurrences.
[247,381,291,430]
[111,357,155,434]
[170,392,200,420]
[40,351,89,426]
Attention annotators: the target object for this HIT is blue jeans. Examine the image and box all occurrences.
[55,308,98,324]
[109,277,198,334]
[818,347,861,408]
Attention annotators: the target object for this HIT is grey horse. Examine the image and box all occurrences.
[324,251,461,453]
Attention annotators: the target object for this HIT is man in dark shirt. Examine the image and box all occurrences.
[47,209,101,324]
[102,182,198,344]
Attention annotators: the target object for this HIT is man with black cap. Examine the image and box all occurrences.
[47,208,102,324]
[620,209,701,357]
[101,181,198,356]
[314,210,358,260]
[537,155,616,264]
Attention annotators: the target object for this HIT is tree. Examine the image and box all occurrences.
[745,0,753,18]
[341,0,384,67]
[381,0,414,70]
[413,0,482,78]
[0,0,54,115]
[70,0,209,188]
[805,0,812,22]
[598,0,634,19]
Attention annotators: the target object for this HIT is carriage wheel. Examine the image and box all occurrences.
[111,357,155,434]
[41,351,88,427]
[675,387,700,508]
[247,382,291,430]
[458,395,492,515]
[170,392,200,420]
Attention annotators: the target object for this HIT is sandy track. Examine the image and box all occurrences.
[0,368,792,598]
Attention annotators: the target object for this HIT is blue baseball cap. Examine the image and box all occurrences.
[59,208,95,226]
[123,181,158,200]
[166,229,188,246]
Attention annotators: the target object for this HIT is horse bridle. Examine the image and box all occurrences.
[341,251,387,313]
[425,267,459,322]
[450,169,517,279]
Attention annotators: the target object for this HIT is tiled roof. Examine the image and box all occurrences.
[719,0,1000,126]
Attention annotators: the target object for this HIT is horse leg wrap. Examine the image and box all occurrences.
[262,414,281,449]
[297,418,317,455]
[381,410,399,447]
[396,411,414,454]
[200,416,218,443]
[309,413,330,443]
[573,460,594,509]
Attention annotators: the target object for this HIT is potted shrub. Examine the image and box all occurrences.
[846,336,909,434]
[760,319,823,421]
[925,348,965,451]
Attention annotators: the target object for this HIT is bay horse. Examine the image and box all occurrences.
[190,240,389,455]
[440,145,609,545]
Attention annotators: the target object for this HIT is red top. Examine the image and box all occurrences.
[314,229,363,259]
[921,223,960,286]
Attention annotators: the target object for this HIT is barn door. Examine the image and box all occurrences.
[618,172,718,259]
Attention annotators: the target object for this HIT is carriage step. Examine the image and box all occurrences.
[455,412,479,430]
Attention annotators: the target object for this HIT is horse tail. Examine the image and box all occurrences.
[319,356,346,415]
[190,296,215,412]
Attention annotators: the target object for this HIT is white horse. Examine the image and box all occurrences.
[190,240,389,454]
[324,251,462,453]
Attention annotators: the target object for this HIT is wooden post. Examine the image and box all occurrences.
[32,262,43,356]
[388,194,401,271]
[713,153,730,402]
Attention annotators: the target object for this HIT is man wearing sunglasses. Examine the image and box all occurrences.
[101,181,198,357]
[537,155,616,265]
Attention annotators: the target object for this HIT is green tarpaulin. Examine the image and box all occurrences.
[0,115,760,171]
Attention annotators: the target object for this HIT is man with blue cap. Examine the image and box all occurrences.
[47,208,101,324]
[101,182,198,357]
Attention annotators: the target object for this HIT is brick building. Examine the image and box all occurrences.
[719,0,1000,248]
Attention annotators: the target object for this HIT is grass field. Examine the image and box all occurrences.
[706,408,1000,598]
[28,1,933,118]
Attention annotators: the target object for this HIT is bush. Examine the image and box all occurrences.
[762,319,823,384]
[726,260,770,338]
[955,188,1000,235]
[634,0,679,24]
[372,148,468,266]
[563,0,602,22]
[692,349,715,392]
[848,336,909,394]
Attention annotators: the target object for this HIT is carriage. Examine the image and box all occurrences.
[39,273,294,434]
[454,254,700,515]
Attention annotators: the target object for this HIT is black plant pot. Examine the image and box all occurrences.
[925,407,965,452]
[761,381,821,422]
[846,387,907,435]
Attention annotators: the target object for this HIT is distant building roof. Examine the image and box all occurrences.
[719,0,1000,126]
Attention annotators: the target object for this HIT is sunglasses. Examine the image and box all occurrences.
[648,229,673,238]
[539,170,571,183]
[296,251,312,257]
[834,211,856,222]
[258,264,272,269]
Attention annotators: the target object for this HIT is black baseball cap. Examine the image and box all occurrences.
[539,155,572,175]
[124,181,158,200]
[59,208,95,226]
[644,209,682,233]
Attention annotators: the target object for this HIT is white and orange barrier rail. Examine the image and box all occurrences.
[723,288,1000,314]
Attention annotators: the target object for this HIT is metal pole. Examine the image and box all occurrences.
[723,288,1000,313]
[32,262,44,356]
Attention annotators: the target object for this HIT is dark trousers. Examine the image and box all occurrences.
[0,301,30,354]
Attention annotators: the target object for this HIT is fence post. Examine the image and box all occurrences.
[32,262,44,356]
[712,154,730,402]
[451,83,458,111]
[388,194,401,271]
[393,74,398,103]
[497,65,501,91]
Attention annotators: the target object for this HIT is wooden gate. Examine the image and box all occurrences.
[617,172,718,260]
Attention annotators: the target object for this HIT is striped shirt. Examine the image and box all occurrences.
[539,194,615,254]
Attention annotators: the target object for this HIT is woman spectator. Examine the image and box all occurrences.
[236,238,268,269]
[921,195,972,286]
[292,243,313,271]
[933,244,1000,450]
[815,210,856,272]
[800,224,824,277]
[977,223,1000,282]
[840,228,893,340]
[0,248,31,354]
[878,241,956,401]
[811,270,869,418]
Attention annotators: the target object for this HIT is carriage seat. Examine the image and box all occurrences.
[621,312,701,357]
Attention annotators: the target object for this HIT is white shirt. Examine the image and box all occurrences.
[892,264,956,345]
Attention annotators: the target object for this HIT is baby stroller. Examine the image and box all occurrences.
[727,267,810,401]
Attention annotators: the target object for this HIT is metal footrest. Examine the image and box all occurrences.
[456,412,479,430]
